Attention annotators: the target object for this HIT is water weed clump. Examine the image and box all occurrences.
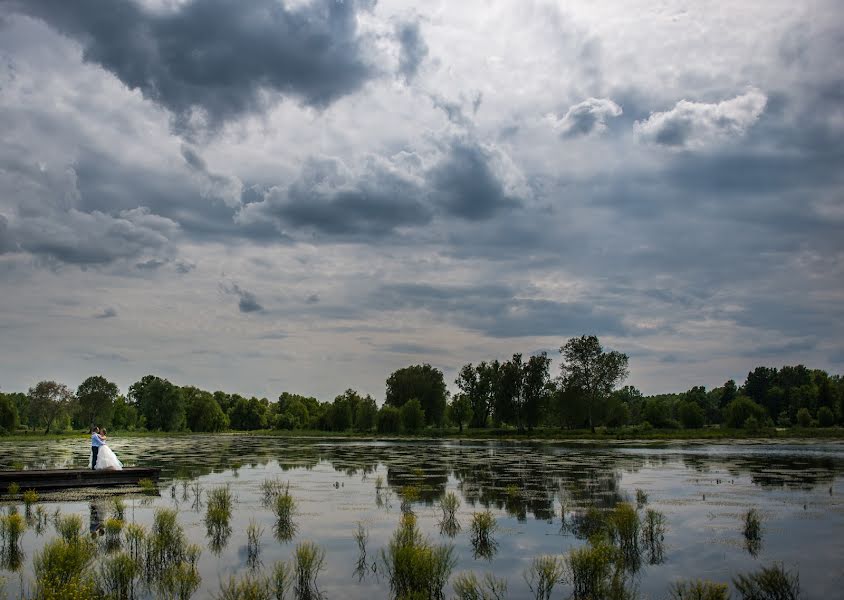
[669,579,730,600]
[272,483,297,542]
[439,491,461,537]
[565,540,615,600]
[569,506,608,540]
[56,513,83,542]
[33,536,97,598]
[216,561,290,600]
[97,551,140,600]
[138,478,157,495]
[190,481,203,511]
[144,508,188,586]
[353,522,371,582]
[105,518,124,552]
[470,511,498,560]
[247,518,264,570]
[743,509,762,557]
[261,478,286,507]
[6,482,20,498]
[125,522,147,565]
[381,512,455,600]
[33,505,49,536]
[399,484,420,514]
[733,563,800,600]
[155,548,202,600]
[452,572,508,600]
[608,503,640,569]
[635,489,648,509]
[206,485,234,553]
[23,489,38,510]
[111,496,126,521]
[294,541,326,600]
[524,555,565,600]
[0,511,26,570]
[641,509,667,565]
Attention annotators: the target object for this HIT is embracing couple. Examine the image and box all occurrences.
[90,426,123,470]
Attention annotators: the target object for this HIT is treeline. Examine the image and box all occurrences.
[1,336,842,435]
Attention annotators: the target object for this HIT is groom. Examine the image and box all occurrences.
[90,426,105,470]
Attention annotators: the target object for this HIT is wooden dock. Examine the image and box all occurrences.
[0,467,161,492]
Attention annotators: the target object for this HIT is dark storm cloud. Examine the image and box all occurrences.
[372,282,625,339]
[238,138,522,238]
[93,307,117,319]
[396,20,428,81]
[7,0,379,129]
[223,283,263,313]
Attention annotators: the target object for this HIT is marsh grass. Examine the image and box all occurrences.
[261,478,286,507]
[33,536,97,598]
[635,489,648,509]
[608,503,640,570]
[399,484,420,514]
[669,579,730,600]
[0,511,26,570]
[524,555,565,600]
[247,519,264,571]
[641,509,666,565]
[452,572,508,600]
[105,518,124,552]
[381,512,455,600]
[6,482,20,498]
[272,483,297,542]
[569,506,608,540]
[191,481,203,512]
[743,509,762,557]
[55,513,83,543]
[97,551,140,600]
[439,491,461,537]
[733,563,800,600]
[143,508,188,587]
[33,505,49,536]
[294,541,326,600]
[216,561,290,600]
[566,540,615,600]
[111,497,126,521]
[125,523,147,566]
[155,548,202,600]
[470,511,498,560]
[205,486,234,553]
[138,479,157,496]
[22,489,38,509]
[353,522,371,582]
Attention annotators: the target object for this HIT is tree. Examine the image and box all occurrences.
[183,387,228,432]
[724,396,766,429]
[385,365,447,427]
[128,375,186,431]
[522,353,551,430]
[111,395,139,430]
[76,375,119,429]
[678,401,705,429]
[400,398,425,432]
[354,396,378,432]
[229,397,269,430]
[796,407,812,428]
[817,406,835,427]
[377,405,401,434]
[0,393,19,433]
[448,393,473,433]
[28,381,74,434]
[456,364,484,428]
[559,336,629,433]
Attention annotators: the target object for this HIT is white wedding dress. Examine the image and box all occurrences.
[91,443,124,470]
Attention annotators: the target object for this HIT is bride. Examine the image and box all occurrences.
[91,429,123,470]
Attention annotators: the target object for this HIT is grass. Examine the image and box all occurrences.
[635,489,648,508]
[138,478,157,495]
[524,555,565,600]
[205,485,234,553]
[111,496,126,521]
[669,579,730,600]
[0,511,26,570]
[294,541,326,600]
[97,551,140,600]
[566,540,616,600]
[272,483,297,542]
[22,488,38,506]
[105,518,124,552]
[381,512,455,600]
[247,519,263,570]
[33,536,97,598]
[55,513,83,543]
[6,482,20,497]
[399,484,421,514]
[125,522,147,565]
[641,509,667,565]
[470,511,498,560]
[608,503,640,568]
[743,509,762,556]
[733,563,800,600]
[453,571,508,600]
[439,491,461,537]
[260,478,286,507]
[144,508,188,585]
[215,561,290,600]
[33,505,49,536]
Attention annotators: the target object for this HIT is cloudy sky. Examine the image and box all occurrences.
[1,0,842,401]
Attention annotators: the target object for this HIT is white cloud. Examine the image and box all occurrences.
[547,98,622,137]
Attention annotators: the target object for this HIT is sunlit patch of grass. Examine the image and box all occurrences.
[733,563,800,600]
[105,518,124,552]
[295,541,326,600]
[97,551,140,600]
[452,571,508,600]
[669,579,730,600]
[470,511,498,560]
[641,509,667,565]
[247,518,263,571]
[33,536,97,598]
[524,555,565,600]
[380,513,454,600]
[743,509,762,557]
[272,483,297,542]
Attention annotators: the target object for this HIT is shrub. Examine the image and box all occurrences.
[608,503,640,566]
[725,396,766,429]
[55,514,83,542]
[678,401,705,429]
[817,406,835,427]
[22,489,38,506]
[744,416,760,432]
[377,406,401,434]
[400,398,426,433]
[439,491,461,537]
[97,552,139,600]
[33,537,97,599]
[524,555,565,600]
[470,511,498,560]
[733,563,800,600]
[294,541,326,600]
[565,540,615,600]
[453,572,508,600]
[642,509,667,564]
[669,580,730,600]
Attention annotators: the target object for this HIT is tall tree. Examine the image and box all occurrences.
[559,336,629,433]
[0,393,19,433]
[522,353,551,430]
[28,380,74,434]
[128,375,186,431]
[76,375,119,428]
[448,393,473,433]
[385,364,447,427]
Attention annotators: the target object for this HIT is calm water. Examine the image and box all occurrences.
[2,435,843,599]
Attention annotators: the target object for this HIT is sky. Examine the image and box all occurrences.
[0,0,842,402]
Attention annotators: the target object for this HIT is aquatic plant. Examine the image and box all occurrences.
[144,508,188,585]
[6,482,19,497]
[524,555,565,600]
[381,512,455,600]
[191,481,203,511]
[97,551,140,600]
[641,509,667,565]
[669,579,730,600]
[743,509,762,557]
[216,561,291,600]
[353,522,370,581]
[470,511,498,560]
[439,491,461,537]
[452,571,508,600]
[111,496,126,521]
[105,518,124,552]
[635,489,648,509]
[294,541,326,600]
[33,505,49,536]
[206,485,234,553]
[125,522,147,565]
[569,506,609,540]
[138,478,157,495]
[565,540,616,600]
[247,518,264,570]
[272,483,297,542]
[733,563,800,600]
[55,513,83,543]
[22,488,38,507]
[608,503,640,569]
[375,475,384,492]
[33,536,97,599]
[156,552,202,600]
[0,511,26,571]
[399,484,420,514]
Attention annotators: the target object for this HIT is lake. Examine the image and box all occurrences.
[1,435,843,598]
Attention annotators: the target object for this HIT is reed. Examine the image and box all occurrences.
[381,513,455,600]
[641,509,666,565]
[570,506,608,540]
[743,509,762,556]
[23,488,38,507]
[97,551,140,600]
[470,511,498,560]
[33,505,49,536]
[125,522,147,565]
[733,563,800,600]
[105,518,125,552]
[565,540,616,600]
[6,483,19,497]
[273,484,297,542]
[144,508,188,585]
[0,511,26,571]
[206,486,234,553]
[399,484,420,514]
[524,555,565,600]
[452,572,508,600]
[294,541,326,600]
[56,513,83,543]
[216,561,290,600]
[191,481,203,511]
[669,579,730,600]
[138,478,157,495]
[438,491,461,537]
[353,522,369,581]
[111,497,126,521]
[608,503,640,568]
[635,489,648,509]
[156,556,202,600]
[33,536,97,598]
[261,478,286,507]
[247,519,264,570]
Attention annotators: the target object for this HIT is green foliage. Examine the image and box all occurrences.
[33,537,97,598]
[448,394,473,433]
[400,398,426,433]
[635,489,648,508]
[139,478,157,495]
[524,555,565,600]
[452,572,508,600]
[55,514,83,543]
[743,509,762,556]
[110,497,126,521]
[669,580,730,600]
[565,540,616,600]
[294,541,326,600]
[215,570,281,600]
[796,407,812,428]
[725,396,766,429]
[97,551,140,600]
[6,482,19,497]
[438,491,461,537]
[105,518,124,552]
[817,406,835,427]
[377,405,402,434]
[733,563,800,600]
[76,375,119,429]
[678,401,705,429]
[354,396,379,432]
[129,375,186,431]
[470,511,498,560]
[124,523,146,565]
[0,511,26,570]
[228,396,270,431]
[183,387,229,432]
[28,380,74,434]
[641,509,666,564]
[386,364,448,427]
[272,482,297,541]
[380,513,455,600]
[0,393,20,433]
[23,488,38,506]
[608,503,639,566]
